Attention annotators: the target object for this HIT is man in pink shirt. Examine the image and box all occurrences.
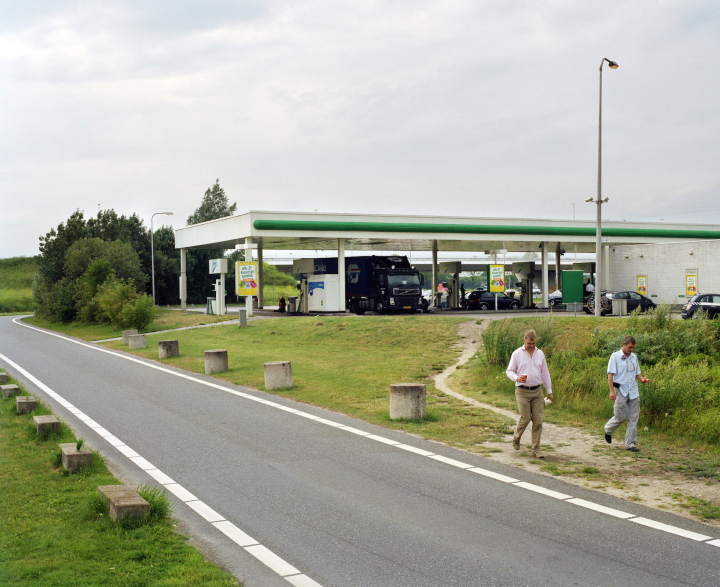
[505,329,554,458]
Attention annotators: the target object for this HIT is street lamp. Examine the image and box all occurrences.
[587,57,618,317]
[151,212,173,306]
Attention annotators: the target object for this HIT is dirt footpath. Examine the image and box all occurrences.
[435,320,720,527]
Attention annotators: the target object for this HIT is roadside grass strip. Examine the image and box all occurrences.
[8,317,720,555]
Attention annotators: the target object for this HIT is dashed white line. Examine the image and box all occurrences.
[513,481,572,500]
[186,500,225,523]
[469,467,519,484]
[567,498,635,519]
[630,517,712,542]
[245,544,301,576]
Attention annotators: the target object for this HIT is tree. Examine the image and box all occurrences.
[186,180,237,225]
[185,180,238,303]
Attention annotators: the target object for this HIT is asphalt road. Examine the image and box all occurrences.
[1,316,718,586]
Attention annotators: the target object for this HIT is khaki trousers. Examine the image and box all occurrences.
[514,386,544,453]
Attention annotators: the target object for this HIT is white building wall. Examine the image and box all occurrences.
[608,240,720,307]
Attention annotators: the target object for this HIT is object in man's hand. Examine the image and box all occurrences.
[544,397,552,405]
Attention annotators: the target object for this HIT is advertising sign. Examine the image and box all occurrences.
[637,275,647,296]
[489,264,505,293]
[209,258,228,274]
[235,262,258,296]
[686,269,698,297]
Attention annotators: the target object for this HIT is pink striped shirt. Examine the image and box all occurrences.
[506,346,552,395]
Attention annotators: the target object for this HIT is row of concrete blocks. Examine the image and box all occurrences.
[121,330,180,358]
[2,371,148,521]
[204,349,293,390]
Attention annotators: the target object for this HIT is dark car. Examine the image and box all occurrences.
[681,293,720,319]
[583,290,656,315]
[466,290,521,311]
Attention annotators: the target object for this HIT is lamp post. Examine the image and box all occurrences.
[587,57,618,317]
[151,212,173,306]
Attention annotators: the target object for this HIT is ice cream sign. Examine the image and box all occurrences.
[235,261,258,296]
[489,264,505,293]
[637,275,647,295]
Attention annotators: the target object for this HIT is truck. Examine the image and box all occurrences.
[310,255,426,314]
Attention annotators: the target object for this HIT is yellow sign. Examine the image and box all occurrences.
[236,262,258,296]
[686,270,697,297]
[637,275,647,296]
[489,265,505,293]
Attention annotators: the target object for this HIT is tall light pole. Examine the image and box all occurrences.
[151,212,173,306]
[587,57,618,317]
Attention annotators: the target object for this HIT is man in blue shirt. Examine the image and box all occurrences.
[605,335,649,452]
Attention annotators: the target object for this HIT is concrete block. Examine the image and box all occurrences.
[264,361,292,390]
[238,309,247,327]
[389,383,426,420]
[0,372,8,384]
[121,329,139,345]
[16,396,37,414]
[59,443,93,472]
[33,415,60,437]
[158,340,179,359]
[97,485,150,522]
[204,349,228,374]
[2,384,20,399]
[128,334,146,350]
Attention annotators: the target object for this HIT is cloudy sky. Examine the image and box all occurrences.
[1,1,719,258]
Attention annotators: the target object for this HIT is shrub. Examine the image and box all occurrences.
[95,278,138,328]
[120,294,156,331]
[481,315,557,366]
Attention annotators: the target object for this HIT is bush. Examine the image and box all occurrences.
[481,315,558,366]
[121,294,156,331]
[95,278,138,328]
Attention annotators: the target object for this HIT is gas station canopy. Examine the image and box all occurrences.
[174,210,720,254]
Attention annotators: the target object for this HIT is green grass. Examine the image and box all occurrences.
[0,257,36,313]
[0,375,240,586]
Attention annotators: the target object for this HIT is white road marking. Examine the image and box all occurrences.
[429,454,473,469]
[212,520,259,547]
[129,456,156,471]
[567,498,635,519]
[367,434,401,445]
[511,482,572,500]
[469,467,519,484]
[630,517,712,542]
[5,319,720,555]
[186,500,225,523]
[285,574,325,587]
[395,443,435,457]
[245,544,301,576]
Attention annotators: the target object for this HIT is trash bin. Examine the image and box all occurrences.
[287,296,298,314]
[206,297,216,315]
[612,299,628,316]
[252,296,259,310]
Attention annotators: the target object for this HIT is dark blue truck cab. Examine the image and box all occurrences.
[312,255,425,314]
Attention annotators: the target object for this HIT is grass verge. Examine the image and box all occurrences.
[23,309,235,340]
[0,376,240,586]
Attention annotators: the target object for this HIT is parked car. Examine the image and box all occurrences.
[548,290,562,307]
[466,290,521,311]
[583,291,656,315]
[681,293,720,319]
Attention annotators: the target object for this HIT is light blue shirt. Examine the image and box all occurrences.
[607,349,641,399]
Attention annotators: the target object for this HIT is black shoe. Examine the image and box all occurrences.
[626,446,640,452]
[605,433,612,444]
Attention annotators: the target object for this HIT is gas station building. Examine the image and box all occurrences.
[174,211,720,312]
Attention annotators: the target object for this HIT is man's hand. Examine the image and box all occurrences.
[609,389,616,402]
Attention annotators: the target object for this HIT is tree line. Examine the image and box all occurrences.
[32,180,276,327]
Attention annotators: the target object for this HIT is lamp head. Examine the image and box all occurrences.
[608,61,618,69]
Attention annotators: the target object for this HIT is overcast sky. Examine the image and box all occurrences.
[2,1,719,258]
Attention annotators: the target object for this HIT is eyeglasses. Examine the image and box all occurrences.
[621,355,636,372]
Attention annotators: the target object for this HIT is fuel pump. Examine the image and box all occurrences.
[511,262,536,309]
[300,278,308,313]
[447,276,459,309]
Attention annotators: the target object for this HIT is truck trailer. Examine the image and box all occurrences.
[311,255,426,314]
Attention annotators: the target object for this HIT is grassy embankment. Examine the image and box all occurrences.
[0,374,240,586]
[0,257,36,313]
[451,310,720,517]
